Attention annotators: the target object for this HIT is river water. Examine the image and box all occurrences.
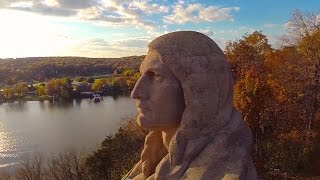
[0,96,136,169]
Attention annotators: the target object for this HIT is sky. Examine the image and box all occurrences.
[0,0,319,58]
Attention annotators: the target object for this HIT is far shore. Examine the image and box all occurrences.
[0,91,131,104]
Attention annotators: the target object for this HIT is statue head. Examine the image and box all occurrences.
[132,31,234,133]
[131,48,185,130]
[125,31,257,180]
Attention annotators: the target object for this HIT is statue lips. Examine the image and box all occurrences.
[136,101,151,114]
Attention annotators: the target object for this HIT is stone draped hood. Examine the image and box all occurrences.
[124,31,258,180]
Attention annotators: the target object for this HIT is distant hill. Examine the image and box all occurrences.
[0,56,144,86]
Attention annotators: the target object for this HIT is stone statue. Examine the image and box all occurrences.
[123,31,258,180]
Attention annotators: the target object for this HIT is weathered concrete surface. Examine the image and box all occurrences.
[124,31,258,180]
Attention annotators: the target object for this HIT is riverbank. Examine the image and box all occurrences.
[0,90,132,104]
[1,94,53,102]
[1,68,139,104]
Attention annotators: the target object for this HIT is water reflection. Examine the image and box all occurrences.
[38,101,46,110]
[2,101,28,112]
[0,96,136,169]
[74,99,82,106]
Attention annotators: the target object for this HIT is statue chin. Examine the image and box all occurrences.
[137,113,179,130]
[136,113,146,127]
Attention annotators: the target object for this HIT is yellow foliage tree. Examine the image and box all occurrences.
[15,82,29,97]
[91,79,106,92]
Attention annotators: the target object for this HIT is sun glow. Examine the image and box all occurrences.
[0,121,13,155]
[0,10,75,58]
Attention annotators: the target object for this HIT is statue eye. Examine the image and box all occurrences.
[145,71,155,77]
[146,71,163,81]
[154,72,161,77]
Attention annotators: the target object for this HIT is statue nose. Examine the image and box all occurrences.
[131,76,148,99]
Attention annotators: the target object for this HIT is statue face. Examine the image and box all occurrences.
[131,49,185,130]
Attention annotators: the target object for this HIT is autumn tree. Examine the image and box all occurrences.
[276,13,320,172]
[46,78,71,99]
[3,87,15,100]
[15,82,29,97]
[298,30,320,136]
[262,45,314,173]
[86,118,147,179]
[285,10,320,44]
[0,56,143,86]
[226,31,273,133]
[126,72,141,90]
[265,46,307,130]
[91,79,107,92]
[225,31,286,174]
[285,10,320,136]
[225,31,272,82]
[36,85,47,96]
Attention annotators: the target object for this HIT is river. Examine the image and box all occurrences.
[0,96,136,169]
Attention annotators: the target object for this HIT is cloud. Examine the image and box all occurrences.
[39,0,95,9]
[0,1,240,33]
[99,0,167,30]
[9,1,33,8]
[196,26,261,49]
[11,2,77,16]
[200,29,214,36]
[42,0,59,7]
[78,7,127,23]
[212,37,227,50]
[71,37,150,57]
[116,39,150,48]
[283,21,293,30]
[0,0,27,8]
[85,38,112,47]
[55,0,94,9]
[316,14,320,24]
[177,0,184,5]
[129,1,169,14]
[6,0,78,16]
[0,0,170,31]
[164,3,239,24]
[77,6,101,19]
